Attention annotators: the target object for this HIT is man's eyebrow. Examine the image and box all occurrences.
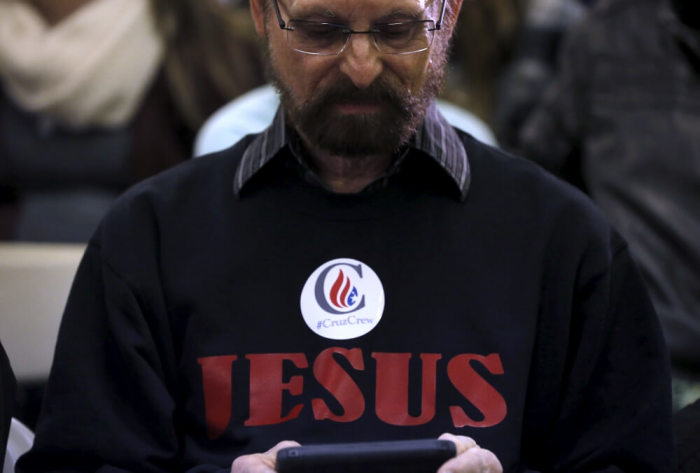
[287,6,424,23]
[288,6,340,21]
[375,8,425,23]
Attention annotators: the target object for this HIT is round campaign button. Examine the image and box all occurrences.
[300,258,385,340]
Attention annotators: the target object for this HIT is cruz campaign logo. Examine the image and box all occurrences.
[300,258,385,340]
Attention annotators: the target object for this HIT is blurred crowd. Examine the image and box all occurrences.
[0,0,585,243]
[0,0,698,467]
[0,0,266,241]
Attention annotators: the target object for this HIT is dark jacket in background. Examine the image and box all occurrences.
[0,70,195,243]
[674,398,700,472]
[519,0,700,377]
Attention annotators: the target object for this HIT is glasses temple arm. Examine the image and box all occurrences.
[272,0,287,28]
[435,0,447,30]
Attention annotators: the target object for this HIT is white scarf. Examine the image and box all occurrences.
[0,0,164,129]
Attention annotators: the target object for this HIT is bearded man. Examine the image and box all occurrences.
[17,0,674,472]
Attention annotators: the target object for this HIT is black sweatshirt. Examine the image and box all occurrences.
[19,131,674,473]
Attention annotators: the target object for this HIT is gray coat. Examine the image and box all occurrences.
[519,0,700,376]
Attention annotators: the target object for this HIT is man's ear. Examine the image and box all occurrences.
[250,0,267,37]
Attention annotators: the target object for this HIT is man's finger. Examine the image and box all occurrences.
[438,433,477,456]
[437,446,503,473]
[231,440,301,473]
[267,440,302,455]
[268,440,302,469]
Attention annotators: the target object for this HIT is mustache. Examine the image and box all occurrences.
[302,76,410,110]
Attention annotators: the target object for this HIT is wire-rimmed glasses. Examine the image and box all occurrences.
[271,0,447,56]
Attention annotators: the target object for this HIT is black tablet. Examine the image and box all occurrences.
[276,438,456,473]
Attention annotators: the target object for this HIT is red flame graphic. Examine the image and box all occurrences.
[339,275,351,307]
[329,269,352,308]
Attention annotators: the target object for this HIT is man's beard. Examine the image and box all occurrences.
[267,51,447,157]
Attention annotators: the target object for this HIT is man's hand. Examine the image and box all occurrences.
[230,440,301,473]
[230,435,501,473]
[437,433,503,473]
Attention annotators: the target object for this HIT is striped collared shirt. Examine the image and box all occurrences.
[233,101,471,200]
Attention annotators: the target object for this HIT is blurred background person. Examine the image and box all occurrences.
[494,0,592,149]
[441,0,594,137]
[0,0,265,242]
[442,0,527,126]
[518,0,700,408]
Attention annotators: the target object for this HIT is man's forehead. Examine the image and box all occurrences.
[282,0,434,17]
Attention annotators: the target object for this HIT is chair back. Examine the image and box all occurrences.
[0,243,85,382]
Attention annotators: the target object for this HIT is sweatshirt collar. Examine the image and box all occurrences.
[233,101,470,200]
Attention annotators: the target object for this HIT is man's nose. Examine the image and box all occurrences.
[338,33,383,89]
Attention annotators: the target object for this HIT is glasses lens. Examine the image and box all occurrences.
[288,21,347,55]
[375,21,434,54]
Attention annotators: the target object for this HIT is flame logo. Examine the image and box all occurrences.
[313,261,367,315]
[328,269,359,310]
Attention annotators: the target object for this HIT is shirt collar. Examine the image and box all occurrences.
[233,101,470,200]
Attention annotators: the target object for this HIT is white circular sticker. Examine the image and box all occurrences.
[300,258,385,340]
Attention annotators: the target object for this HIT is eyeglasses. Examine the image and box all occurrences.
[271,0,447,56]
